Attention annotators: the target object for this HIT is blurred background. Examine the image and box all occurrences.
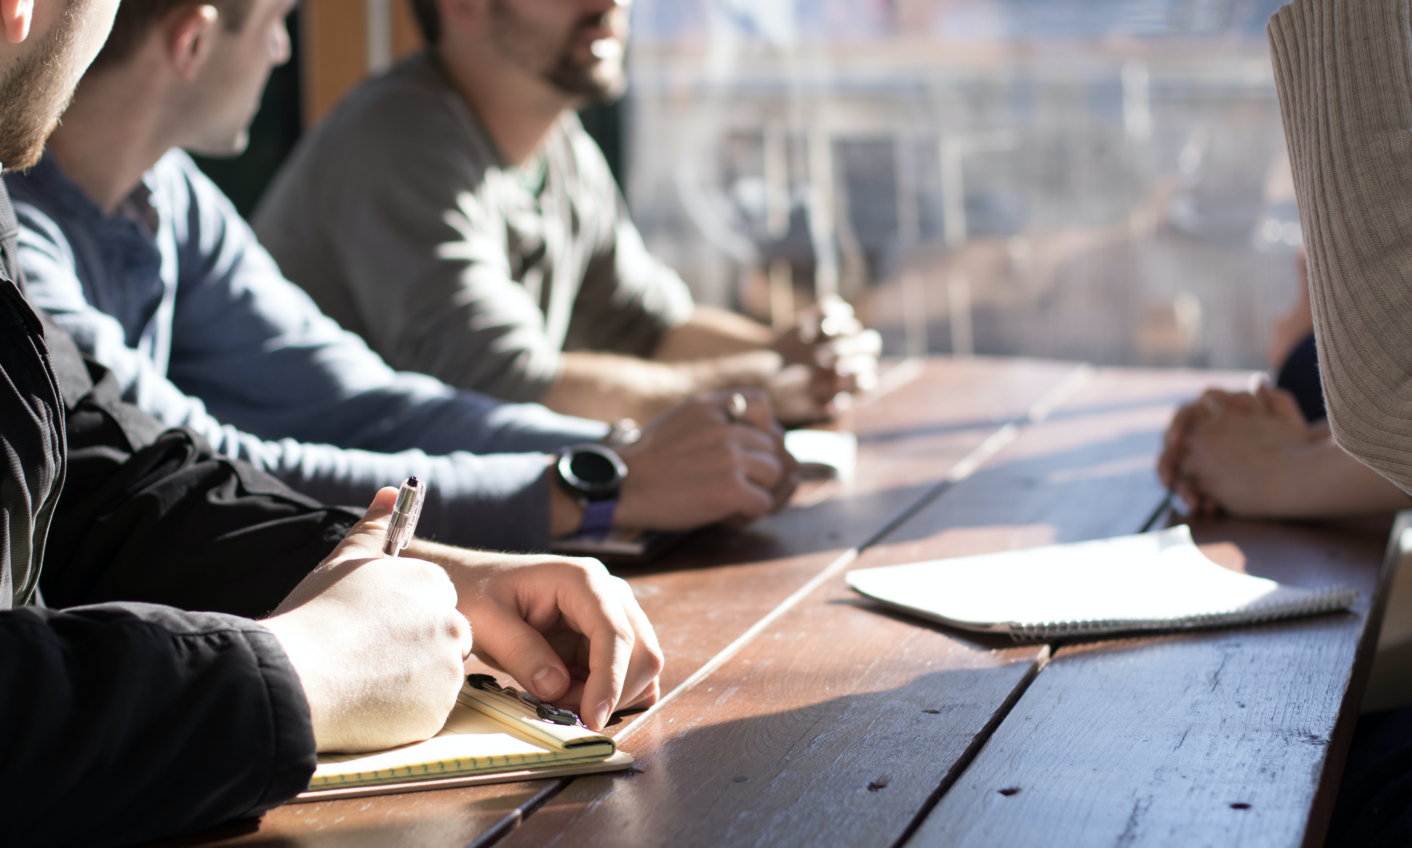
[207,0,1299,371]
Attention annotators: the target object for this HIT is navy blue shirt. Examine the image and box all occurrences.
[9,150,608,551]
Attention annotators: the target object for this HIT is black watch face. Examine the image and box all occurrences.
[570,450,617,487]
[560,444,625,499]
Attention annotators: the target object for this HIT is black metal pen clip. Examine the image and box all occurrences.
[466,673,583,727]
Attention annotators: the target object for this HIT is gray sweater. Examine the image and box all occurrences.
[254,52,695,404]
[1270,0,1412,494]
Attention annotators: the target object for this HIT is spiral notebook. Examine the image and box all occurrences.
[296,675,632,802]
[846,525,1358,641]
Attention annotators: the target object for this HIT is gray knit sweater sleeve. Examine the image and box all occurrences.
[1269,0,1412,494]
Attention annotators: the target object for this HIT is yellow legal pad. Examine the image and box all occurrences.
[296,676,632,802]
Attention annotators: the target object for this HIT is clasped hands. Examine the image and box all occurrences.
[263,487,663,754]
[1157,381,1320,517]
[768,296,882,425]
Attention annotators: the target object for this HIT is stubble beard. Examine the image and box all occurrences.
[544,46,626,105]
[0,1,88,171]
[488,0,627,106]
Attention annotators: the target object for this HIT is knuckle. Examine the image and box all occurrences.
[446,611,471,642]
[571,555,609,576]
[643,643,666,677]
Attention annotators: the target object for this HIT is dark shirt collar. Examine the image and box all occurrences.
[19,149,160,236]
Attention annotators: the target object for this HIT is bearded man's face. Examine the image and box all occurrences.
[487,0,630,104]
[0,0,122,170]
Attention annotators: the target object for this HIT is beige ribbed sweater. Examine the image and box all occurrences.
[1269,0,1412,494]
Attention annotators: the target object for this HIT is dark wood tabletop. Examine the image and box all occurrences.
[157,357,1398,848]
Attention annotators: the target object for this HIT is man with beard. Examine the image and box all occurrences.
[253,0,881,427]
[12,0,799,554]
[0,2,663,843]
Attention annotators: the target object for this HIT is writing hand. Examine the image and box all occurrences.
[262,488,473,753]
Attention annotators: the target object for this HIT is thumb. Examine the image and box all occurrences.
[329,487,400,562]
[466,602,573,704]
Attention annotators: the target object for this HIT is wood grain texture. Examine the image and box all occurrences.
[495,570,1046,848]
[153,358,1074,848]
[616,357,1081,697]
[869,366,1251,555]
[905,507,1392,841]
[491,366,1236,848]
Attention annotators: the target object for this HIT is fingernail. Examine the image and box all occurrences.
[593,700,613,730]
[532,666,567,699]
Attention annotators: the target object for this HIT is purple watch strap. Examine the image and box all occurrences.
[579,499,617,536]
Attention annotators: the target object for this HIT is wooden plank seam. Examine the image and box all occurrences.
[613,362,1095,746]
[888,645,1054,848]
[474,362,1096,847]
[857,363,1096,551]
[463,782,568,848]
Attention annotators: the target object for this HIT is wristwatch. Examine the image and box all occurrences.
[555,443,628,536]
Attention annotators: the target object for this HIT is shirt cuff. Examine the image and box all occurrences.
[242,624,318,812]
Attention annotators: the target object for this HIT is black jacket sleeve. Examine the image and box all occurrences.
[0,185,319,847]
[37,313,360,619]
[0,602,316,848]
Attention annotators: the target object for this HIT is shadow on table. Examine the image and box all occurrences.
[617,421,1172,581]
[612,479,945,578]
[512,661,1040,848]
[866,430,1169,550]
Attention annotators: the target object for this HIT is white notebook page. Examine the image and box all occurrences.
[846,525,1357,639]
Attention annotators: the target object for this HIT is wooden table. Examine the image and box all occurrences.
[158,357,1399,848]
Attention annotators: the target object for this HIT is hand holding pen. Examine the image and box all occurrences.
[264,484,472,751]
[364,476,665,731]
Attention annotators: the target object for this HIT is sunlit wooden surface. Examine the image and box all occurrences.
[153,358,1392,848]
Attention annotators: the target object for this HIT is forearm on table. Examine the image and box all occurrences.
[539,349,781,423]
[652,305,774,361]
[1270,0,1412,494]
[1277,437,1412,518]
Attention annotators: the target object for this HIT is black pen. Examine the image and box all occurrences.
[382,477,425,557]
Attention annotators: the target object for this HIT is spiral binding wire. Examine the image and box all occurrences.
[1004,583,1360,642]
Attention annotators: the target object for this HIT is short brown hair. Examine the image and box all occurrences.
[91,0,256,71]
[409,0,440,47]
